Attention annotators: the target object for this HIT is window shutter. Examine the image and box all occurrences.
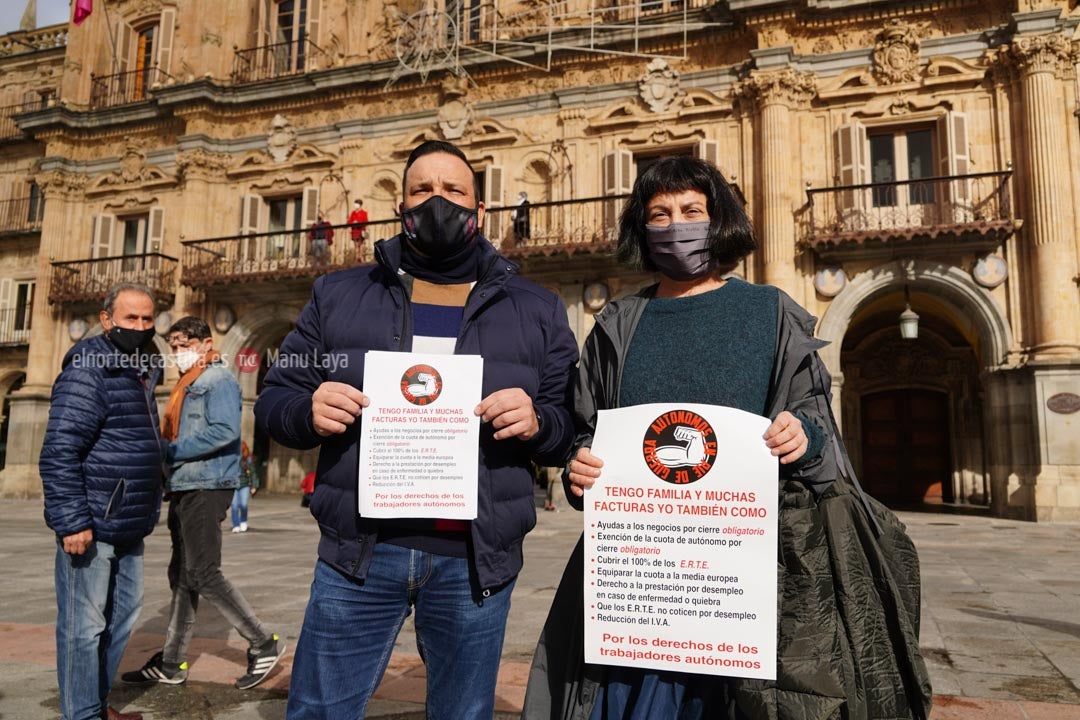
[0,279,11,341]
[307,0,322,62]
[22,90,41,111]
[602,150,633,238]
[483,165,505,240]
[301,187,320,227]
[91,214,115,258]
[115,21,134,73]
[148,207,166,253]
[834,121,868,221]
[938,112,971,220]
[240,195,261,234]
[255,0,271,47]
[156,9,176,85]
[484,165,504,206]
[695,140,720,170]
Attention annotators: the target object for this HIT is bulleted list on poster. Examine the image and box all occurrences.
[359,351,482,519]
[585,403,778,679]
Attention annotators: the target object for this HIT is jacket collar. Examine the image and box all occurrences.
[374,234,517,295]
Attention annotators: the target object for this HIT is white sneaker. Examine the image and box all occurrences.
[239,522,249,532]
[231,526,242,534]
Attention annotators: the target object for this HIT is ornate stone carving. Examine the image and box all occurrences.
[638,59,684,113]
[814,267,847,297]
[437,74,473,140]
[1009,33,1070,75]
[872,20,921,85]
[972,255,1008,288]
[267,114,297,163]
[736,68,816,110]
[35,170,88,200]
[176,149,231,182]
[86,138,177,194]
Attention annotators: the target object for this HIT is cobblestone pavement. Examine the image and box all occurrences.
[2,493,1078,719]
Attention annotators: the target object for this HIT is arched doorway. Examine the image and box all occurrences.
[220,304,318,494]
[838,288,987,509]
[0,372,26,471]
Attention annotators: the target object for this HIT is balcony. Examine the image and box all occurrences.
[805,171,1017,261]
[0,104,25,140]
[0,308,31,347]
[0,196,44,234]
[487,194,627,259]
[48,254,178,308]
[90,66,173,110]
[181,220,398,289]
[232,39,329,84]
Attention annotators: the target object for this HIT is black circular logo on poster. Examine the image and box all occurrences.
[641,409,717,484]
[400,364,443,406]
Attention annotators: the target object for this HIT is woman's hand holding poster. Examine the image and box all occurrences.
[585,403,778,679]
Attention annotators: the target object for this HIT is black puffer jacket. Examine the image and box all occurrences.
[524,284,932,720]
[41,335,163,546]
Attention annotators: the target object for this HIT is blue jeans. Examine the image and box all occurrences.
[286,546,517,720]
[230,486,250,527]
[55,539,144,720]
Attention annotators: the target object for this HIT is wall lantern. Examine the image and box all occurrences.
[67,318,88,342]
[899,285,919,340]
[214,305,237,334]
[583,282,610,312]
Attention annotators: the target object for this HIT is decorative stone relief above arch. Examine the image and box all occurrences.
[817,260,1014,374]
[638,58,685,113]
[872,19,922,85]
[86,138,178,196]
[267,114,298,163]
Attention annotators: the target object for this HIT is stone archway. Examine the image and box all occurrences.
[219,303,314,493]
[818,260,1013,512]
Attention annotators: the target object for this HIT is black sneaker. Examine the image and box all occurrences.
[120,651,188,685]
[234,634,286,690]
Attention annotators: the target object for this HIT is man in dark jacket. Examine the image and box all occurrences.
[41,282,163,720]
[255,140,578,719]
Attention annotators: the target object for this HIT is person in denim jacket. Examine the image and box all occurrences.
[122,316,285,691]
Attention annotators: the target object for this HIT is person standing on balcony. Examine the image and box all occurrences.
[255,139,579,719]
[512,190,531,242]
[348,198,370,263]
[307,213,333,264]
[41,282,163,720]
[122,316,285,691]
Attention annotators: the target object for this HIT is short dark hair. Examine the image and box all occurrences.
[103,282,155,315]
[617,156,756,276]
[402,140,482,203]
[166,316,212,341]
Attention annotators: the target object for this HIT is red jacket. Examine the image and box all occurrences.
[348,208,369,241]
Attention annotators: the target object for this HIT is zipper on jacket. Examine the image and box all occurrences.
[103,478,127,520]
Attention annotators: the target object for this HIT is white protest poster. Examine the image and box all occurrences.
[358,351,483,519]
[584,403,778,679]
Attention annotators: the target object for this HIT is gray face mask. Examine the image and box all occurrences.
[645,221,715,280]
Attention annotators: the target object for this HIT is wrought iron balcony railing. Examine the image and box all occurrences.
[232,38,329,84]
[90,66,173,109]
[0,307,32,347]
[805,171,1015,253]
[485,194,628,258]
[181,195,629,289]
[49,253,178,307]
[0,104,25,140]
[0,196,44,233]
[181,220,396,288]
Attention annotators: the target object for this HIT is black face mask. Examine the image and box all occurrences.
[400,195,480,269]
[107,326,156,354]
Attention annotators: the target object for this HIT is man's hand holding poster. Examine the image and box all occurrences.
[585,403,778,679]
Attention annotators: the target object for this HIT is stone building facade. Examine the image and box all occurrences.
[0,0,1077,519]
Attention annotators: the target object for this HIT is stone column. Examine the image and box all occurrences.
[738,69,816,297]
[1009,33,1080,356]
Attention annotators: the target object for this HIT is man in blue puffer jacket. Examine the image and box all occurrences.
[255,140,579,719]
[41,283,163,720]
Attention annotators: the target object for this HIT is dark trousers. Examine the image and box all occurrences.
[162,489,269,664]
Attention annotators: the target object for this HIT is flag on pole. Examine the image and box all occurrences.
[73,0,93,26]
